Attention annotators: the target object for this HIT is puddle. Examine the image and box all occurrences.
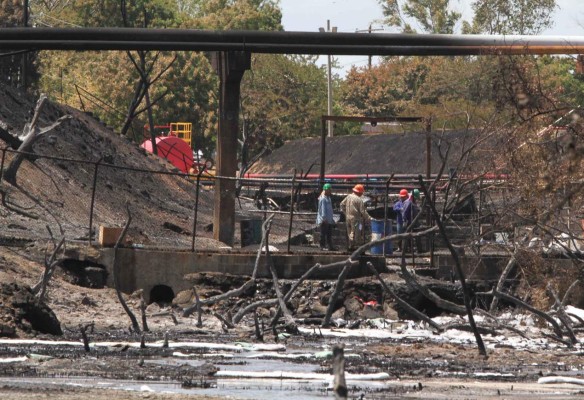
[0,374,397,400]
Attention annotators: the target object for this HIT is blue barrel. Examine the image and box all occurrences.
[370,219,393,255]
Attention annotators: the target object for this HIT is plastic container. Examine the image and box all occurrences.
[240,219,262,247]
[370,219,393,255]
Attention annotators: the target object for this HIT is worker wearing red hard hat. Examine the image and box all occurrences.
[340,184,371,251]
[393,189,409,251]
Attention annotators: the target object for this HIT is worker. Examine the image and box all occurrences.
[403,189,420,228]
[340,184,371,251]
[402,188,421,253]
[317,183,335,251]
[393,189,409,235]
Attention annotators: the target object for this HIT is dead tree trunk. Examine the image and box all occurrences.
[112,202,141,333]
[4,95,70,185]
[332,345,347,399]
[32,237,66,302]
[419,176,487,357]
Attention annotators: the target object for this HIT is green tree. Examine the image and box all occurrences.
[186,0,282,30]
[468,0,556,35]
[379,0,462,33]
[36,0,283,158]
[240,54,327,154]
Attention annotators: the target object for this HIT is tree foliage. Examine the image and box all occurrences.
[240,54,327,152]
[379,0,462,33]
[34,0,284,158]
[468,0,556,34]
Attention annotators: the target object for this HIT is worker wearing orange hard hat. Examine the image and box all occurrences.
[340,184,371,251]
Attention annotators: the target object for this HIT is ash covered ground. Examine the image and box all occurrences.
[1,84,584,399]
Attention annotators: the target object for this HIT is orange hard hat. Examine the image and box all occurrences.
[353,184,365,194]
[399,189,408,197]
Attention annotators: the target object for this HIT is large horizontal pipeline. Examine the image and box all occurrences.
[1,28,584,55]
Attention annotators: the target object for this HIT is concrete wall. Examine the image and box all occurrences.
[98,249,387,303]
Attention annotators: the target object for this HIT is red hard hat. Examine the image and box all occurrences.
[353,184,365,194]
[399,189,408,197]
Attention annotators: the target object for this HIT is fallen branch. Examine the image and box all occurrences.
[267,240,297,332]
[561,280,580,307]
[397,255,466,315]
[213,312,234,330]
[547,283,577,344]
[269,263,322,327]
[182,215,275,318]
[489,249,518,313]
[366,261,442,332]
[233,299,278,324]
[478,288,564,341]
[322,260,352,328]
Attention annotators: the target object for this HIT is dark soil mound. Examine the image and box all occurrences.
[0,282,62,337]
[0,83,222,249]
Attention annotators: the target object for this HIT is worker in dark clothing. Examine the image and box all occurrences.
[317,183,335,250]
[402,189,420,228]
[393,188,409,235]
[393,188,409,252]
[402,189,421,253]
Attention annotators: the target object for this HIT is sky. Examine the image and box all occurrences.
[280,0,584,75]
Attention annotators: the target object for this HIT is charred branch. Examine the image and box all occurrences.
[112,202,141,334]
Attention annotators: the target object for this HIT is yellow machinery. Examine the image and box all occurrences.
[144,122,192,147]
[169,122,192,147]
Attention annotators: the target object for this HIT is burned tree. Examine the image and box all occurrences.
[3,95,70,185]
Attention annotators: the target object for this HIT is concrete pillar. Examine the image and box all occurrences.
[212,51,251,246]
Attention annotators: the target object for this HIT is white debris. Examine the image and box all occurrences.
[216,370,390,381]
[538,376,584,385]
[0,356,27,363]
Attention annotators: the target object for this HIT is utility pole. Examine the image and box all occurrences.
[319,20,336,137]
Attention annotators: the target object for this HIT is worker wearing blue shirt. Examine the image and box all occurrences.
[317,183,335,250]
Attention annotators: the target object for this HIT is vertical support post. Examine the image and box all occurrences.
[425,117,432,180]
[212,51,251,246]
[88,159,101,246]
[287,170,296,253]
[425,117,433,258]
[383,174,394,257]
[319,116,326,190]
[326,20,334,138]
[191,165,206,252]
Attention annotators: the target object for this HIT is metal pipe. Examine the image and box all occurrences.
[2,28,584,55]
[7,41,584,55]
